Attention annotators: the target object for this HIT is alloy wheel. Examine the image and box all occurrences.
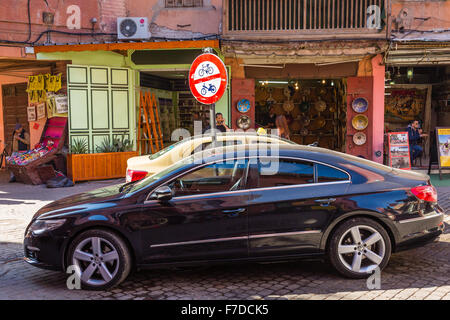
[337,225,386,274]
[72,237,120,286]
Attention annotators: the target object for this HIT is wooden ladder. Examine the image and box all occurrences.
[138,91,163,155]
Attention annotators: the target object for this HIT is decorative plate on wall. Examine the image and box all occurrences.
[352,114,369,130]
[237,99,251,113]
[352,97,369,113]
[353,132,367,145]
[237,115,251,129]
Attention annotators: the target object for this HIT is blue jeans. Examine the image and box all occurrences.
[410,144,423,162]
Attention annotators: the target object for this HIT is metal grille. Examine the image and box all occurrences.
[226,0,385,32]
[165,0,203,7]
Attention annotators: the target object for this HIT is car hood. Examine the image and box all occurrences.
[32,184,126,220]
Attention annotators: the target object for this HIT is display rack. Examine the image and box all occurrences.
[7,117,68,185]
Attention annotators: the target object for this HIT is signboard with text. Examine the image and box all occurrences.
[436,127,450,168]
[388,132,411,170]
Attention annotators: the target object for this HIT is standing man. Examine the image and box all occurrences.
[203,112,230,133]
[9,123,30,182]
[407,120,427,164]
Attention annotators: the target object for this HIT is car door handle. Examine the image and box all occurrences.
[315,198,336,206]
[222,208,246,215]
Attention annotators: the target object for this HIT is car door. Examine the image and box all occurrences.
[139,158,250,264]
[247,157,350,257]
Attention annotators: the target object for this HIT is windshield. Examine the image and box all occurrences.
[148,138,192,160]
[127,156,194,193]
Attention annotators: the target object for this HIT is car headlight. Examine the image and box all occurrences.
[28,219,66,235]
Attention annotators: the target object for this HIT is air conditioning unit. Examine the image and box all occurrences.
[117,17,150,40]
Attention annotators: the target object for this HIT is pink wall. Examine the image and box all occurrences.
[371,54,385,164]
[0,0,221,45]
[345,54,385,164]
[391,1,450,31]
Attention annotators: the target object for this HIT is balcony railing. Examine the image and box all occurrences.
[223,0,387,39]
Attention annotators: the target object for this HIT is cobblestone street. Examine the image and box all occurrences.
[1,172,449,300]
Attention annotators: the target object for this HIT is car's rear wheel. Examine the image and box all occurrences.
[67,229,132,290]
[328,217,391,279]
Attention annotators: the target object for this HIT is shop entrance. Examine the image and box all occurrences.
[1,83,29,152]
[138,68,230,154]
[254,79,347,152]
[384,66,450,169]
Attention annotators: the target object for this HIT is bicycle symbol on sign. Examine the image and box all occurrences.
[198,64,214,77]
[201,84,216,96]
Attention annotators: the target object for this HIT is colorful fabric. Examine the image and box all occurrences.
[6,140,55,166]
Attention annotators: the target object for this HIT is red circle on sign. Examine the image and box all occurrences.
[189,53,228,105]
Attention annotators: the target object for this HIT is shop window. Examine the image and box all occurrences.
[257,159,314,189]
[169,160,248,197]
[316,164,349,183]
[165,0,203,8]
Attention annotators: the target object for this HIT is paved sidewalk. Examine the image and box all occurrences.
[0,170,449,300]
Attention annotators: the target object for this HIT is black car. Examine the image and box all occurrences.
[24,145,445,290]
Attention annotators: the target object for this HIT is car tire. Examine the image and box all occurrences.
[328,217,391,279]
[67,229,132,290]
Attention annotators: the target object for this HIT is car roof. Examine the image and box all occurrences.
[192,144,395,175]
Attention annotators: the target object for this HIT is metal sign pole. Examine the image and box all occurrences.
[210,103,216,144]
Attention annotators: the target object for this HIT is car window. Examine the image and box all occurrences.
[316,163,349,183]
[257,158,314,188]
[191,139,243,155]
[169,159,248,197]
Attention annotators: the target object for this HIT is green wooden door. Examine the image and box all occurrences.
[67,65,134,153]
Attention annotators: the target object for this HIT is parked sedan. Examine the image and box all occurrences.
[125,132,295,182]
[24,145,445,290]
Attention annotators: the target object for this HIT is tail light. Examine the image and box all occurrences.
[126,169,148,182]
[411,185,437,202]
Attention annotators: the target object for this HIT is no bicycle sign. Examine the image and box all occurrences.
[189,53,228,105]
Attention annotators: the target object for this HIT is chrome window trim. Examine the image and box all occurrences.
[149,230,321,248]
[144,155,351,203]
[398,212,444,224]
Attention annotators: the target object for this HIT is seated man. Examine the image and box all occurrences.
[407,120,427,163]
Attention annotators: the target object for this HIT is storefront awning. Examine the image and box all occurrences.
[386,42,450,66]
[33,40,219,54]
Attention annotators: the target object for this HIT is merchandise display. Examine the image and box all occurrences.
[7,140,55,166]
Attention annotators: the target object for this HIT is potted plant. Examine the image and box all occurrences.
[67,135,138,183]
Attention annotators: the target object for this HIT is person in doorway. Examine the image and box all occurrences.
[275,115,290,140]
[407,119,427,164]
[9,123,30,182]
[264,106,277,129]
[203,112,230,133]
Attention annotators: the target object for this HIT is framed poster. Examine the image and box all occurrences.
[388,132,411,170]
[36,102,46,119]
[27,105,36,122]
[436,127,450,178]
[55,95,68,113]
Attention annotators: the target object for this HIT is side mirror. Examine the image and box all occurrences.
[151,186,173,202]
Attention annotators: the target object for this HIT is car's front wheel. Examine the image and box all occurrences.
[67,229,132,290]
[328,217,392,279]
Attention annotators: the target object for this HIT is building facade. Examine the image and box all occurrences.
[0,0,449,174]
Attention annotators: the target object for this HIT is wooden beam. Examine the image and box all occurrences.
[34,40,220,53]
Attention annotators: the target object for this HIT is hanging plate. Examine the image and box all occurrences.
[237,115,251,129]
[352,97,369,113]
[237,98,251,113]
[352,114,369,130]
[353,132,367,145]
